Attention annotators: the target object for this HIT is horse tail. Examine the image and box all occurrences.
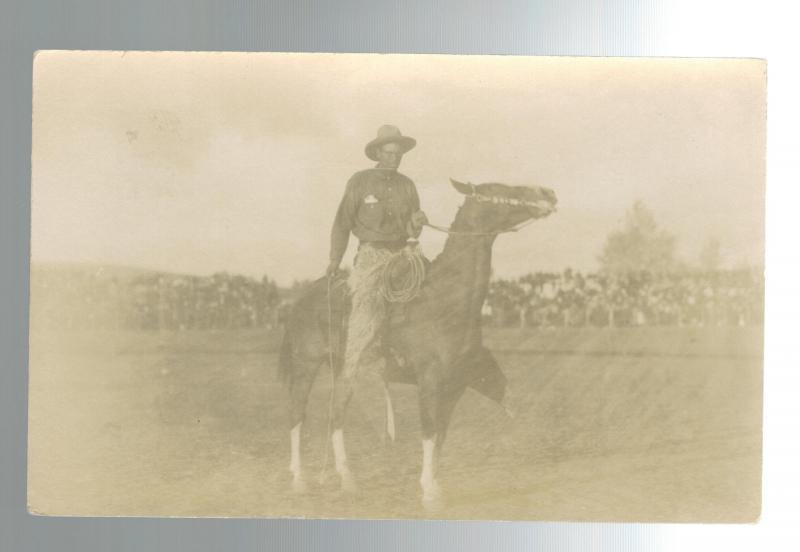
[278,326,293,384]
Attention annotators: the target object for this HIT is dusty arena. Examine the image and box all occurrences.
[27,325,762,521]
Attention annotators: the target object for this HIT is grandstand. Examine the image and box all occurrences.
[29,263,764,331]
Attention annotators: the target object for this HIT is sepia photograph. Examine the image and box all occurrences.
[28,51,765,521]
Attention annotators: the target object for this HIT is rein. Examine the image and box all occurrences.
[424,218,536,236]
[319,275,337,484]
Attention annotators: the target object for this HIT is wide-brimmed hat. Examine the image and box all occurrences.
[364,125,416,161]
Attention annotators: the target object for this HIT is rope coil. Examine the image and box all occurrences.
[378,245,427,303]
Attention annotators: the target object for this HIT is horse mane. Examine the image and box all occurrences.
[427,203,471,275]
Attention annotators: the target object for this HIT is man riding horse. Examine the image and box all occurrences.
[326,124,428,386]
[281,125,557,507]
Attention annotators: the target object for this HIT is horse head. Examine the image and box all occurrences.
[450,178,557,234]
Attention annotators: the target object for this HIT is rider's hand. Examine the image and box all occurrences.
[407,210,428,238]
[411,210,428,227]
[326,260,340,278]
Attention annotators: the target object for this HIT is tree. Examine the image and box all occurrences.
[599,200,677,273]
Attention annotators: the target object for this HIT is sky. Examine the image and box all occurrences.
[31,51,765,286]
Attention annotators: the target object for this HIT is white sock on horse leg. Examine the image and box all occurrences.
[332,428,357,492]
[332,429,348,475]
[420,436,441,501]
[289,422,302,475]
[289,422,306,491]
[384,383,396,442]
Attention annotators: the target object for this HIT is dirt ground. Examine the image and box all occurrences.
[27,326,763,521]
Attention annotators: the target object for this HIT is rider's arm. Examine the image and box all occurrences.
[329,176,359,268]
[406,180,426,238]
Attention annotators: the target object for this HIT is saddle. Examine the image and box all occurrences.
[320,258,505,401]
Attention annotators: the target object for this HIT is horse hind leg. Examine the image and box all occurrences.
[286,357,319,493]
[381,346,413,444]
[327,362,359,493]
[328,311,385,493]
[330,426,357,493]
[329,362,396,495]
[289,422,307,493]
[383,380,396,443]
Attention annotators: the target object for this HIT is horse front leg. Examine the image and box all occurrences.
[418,370,443,507]
[420,434,441,506]
[383,379,396,443]
[330,371,358,493]
[289,422,306,493]
[418,371,465,509]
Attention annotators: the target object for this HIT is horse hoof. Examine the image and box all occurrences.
[291,477,308,494]
[422,493,444,512]
[421,482,444,510]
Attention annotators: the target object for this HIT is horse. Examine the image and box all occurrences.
[278,178,557,507]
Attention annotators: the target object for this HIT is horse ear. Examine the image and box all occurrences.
[450,178,472,195]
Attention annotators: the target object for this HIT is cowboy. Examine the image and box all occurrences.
[327,125,428,377]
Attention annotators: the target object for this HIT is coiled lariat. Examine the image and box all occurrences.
[379,245,427,303]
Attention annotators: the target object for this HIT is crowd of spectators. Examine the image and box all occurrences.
[484,269,764,328]
[31,268,286,331]
[31,266,764,331]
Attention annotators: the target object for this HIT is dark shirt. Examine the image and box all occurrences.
[329,168,420,264]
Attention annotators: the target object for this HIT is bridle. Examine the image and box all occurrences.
[424,182,556,236]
